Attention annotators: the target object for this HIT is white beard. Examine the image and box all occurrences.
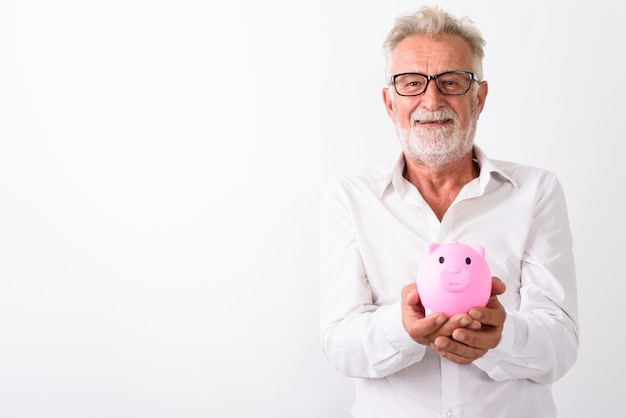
[394,104,478,170]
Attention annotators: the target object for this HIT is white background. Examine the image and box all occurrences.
[0,0,623,417]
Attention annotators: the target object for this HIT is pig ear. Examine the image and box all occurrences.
[470,244,485,258]
[426,243,440,255]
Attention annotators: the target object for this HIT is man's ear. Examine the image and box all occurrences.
[475,80,488,118]
[382,87,396,120]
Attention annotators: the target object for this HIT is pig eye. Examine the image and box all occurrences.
[466,257,471,265]
[438,256,445,264]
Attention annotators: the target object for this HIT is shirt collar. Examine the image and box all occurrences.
[379,144,518,198]
[473,145,518,189]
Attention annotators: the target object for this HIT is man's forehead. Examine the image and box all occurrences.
[392,34,473,72]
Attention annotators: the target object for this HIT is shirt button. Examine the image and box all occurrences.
[447,411,455,417]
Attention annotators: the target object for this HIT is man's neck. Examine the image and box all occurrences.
[403,152,479,221]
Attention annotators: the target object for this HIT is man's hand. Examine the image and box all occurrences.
[401,283,481,347]
[430,277,507,364]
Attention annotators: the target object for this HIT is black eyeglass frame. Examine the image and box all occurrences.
[390,70,479,97]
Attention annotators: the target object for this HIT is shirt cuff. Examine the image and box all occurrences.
[379,302,427,358]
[472,308,516,380]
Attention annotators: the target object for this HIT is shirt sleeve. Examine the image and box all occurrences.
[473,174,579,383]
[319,181,425,378]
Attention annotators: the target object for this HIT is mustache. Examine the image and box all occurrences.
[410,108,457,124]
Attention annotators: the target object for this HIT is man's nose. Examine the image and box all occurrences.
[420,79,445,109]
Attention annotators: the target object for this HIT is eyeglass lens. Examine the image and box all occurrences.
[394,72,472,96]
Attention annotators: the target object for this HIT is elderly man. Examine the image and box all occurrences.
[320,6,578,418]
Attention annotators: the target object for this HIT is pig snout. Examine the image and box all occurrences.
[438,268,471,293]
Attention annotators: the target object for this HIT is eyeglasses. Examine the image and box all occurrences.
[390,71,478,96]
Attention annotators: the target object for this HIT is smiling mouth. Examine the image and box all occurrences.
[414,118,453,126]
[416,119,452,124]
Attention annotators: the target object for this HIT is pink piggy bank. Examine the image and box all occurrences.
[416,242,491,317]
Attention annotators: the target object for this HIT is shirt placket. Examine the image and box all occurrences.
[440,359,461,417]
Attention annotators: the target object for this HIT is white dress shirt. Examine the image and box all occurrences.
[319,145,579,418]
